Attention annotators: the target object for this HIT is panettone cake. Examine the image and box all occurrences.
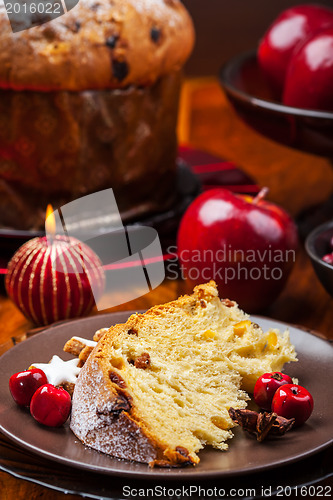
[0,0,194,229]
[69,281,297,466]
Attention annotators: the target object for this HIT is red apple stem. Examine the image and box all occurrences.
[253,187,269,204]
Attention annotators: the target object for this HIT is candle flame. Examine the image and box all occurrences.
[45,204,56,236]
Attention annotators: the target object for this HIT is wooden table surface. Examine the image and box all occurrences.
[1,78,333,499]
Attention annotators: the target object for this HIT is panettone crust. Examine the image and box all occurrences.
[0,0,194,91]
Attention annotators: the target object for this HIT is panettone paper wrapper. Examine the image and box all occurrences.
[0,72,181,230]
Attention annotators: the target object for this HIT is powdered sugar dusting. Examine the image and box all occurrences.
[70,357,158,462]
[71,359,103,438]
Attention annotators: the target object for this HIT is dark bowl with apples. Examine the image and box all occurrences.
[219,50,333,158]
[305,220,333,297]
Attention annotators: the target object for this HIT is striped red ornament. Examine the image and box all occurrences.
[5,236,105,326]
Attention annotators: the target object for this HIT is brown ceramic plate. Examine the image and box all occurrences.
[0,312,332,479]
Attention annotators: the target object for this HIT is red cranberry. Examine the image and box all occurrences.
[30,384,71,427]
[272,384,314,426]
[253,372,293,411]
[9,369,48,407]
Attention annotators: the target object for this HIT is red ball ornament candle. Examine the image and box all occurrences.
[5,206,105,326]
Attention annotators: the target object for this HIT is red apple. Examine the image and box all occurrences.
[9,368,48,407]
[283,28,333,112]
[258,4,333,95]
[30,384,71,427]
[272,384,314,426]
[177,188,298,312]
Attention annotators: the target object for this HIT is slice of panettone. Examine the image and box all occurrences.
[70,281,297,466]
